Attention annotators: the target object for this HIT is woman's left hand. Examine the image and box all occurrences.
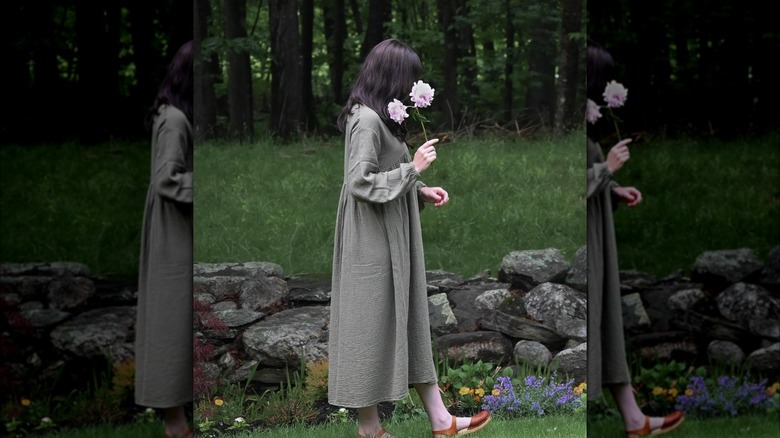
[420,186,449,207]
[613,186,642,207]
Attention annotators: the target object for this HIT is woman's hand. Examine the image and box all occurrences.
[613,186,642,207]
[606,138,632,174]
[420,186,449,207]
[413,138,439,173]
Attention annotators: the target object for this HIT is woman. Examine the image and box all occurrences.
[134,40,193,438]
[328,39,491,438]
[586,41,683,438]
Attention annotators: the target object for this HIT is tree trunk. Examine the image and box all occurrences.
[299,0,317,131]
[348,0,362,35]
[455,0,478,110]
[323,0,346,106]
[437,0,459,122]
[224,0,254,141]
[269,0,305,140]
[360,0,390,60]
[128,0,162,122]
[523,2,557,130]
[503,0,515,122]
[554,0,582,133]
[194,0,218,139]
[76,0,116,144]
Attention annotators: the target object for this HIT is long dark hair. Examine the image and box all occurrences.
[337,39,422,139]
[145,40,193,131]
[587,40,616,102]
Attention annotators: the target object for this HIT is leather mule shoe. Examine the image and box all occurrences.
[432,411,492,437]
[626,411,684,437]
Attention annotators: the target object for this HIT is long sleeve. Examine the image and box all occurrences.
[153,118,193,204]
[346,126,420,204]
[587,139,619,200]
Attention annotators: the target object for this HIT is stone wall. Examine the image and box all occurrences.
[3,245,775,395]
[619,246,779,379]
[193,247,589,390]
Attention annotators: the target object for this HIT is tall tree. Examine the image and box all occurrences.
[76,0,119,144]
[194,0,218,139]
[437,0,459,120]
[224,0,254,141]
[554,0,583,133]
[269,0,306,139]
[360,0,390,59]
[503,0,516,121]
[323,0,346,106]
[299,0,317,131]
[524,1,558,128]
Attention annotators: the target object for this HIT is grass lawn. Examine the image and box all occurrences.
[0,141,149,279]
[588,413,780,438]
[223,413,586,437]
[195,132,586,278]
[609,133,780,276]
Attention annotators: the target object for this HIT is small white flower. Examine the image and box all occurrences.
[387,98,409,124]
[586,99,602,124]
[410,80,435,108]
[234,417,245,423]
[41,417,52,423]
[145,408,155,414]
[339,408,347,413]
[603,80,628,108]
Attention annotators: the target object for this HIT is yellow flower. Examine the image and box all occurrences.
[473,396,480,402]
[476,388,485,397]
[459,387,470,396]
[669,387,679,397]
[492,389,500,397]
[685,389,694,397]
[468,389,475,396]
[21,398,31,407]
[214,398,224,406]
[573,387,582,396]
[652,387,665,396]
[767,382,780,396]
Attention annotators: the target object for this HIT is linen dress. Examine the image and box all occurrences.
[328,105,438,408]
[134,104,193,408]
[586,138,631,400]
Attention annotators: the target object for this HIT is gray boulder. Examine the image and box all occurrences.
[242,306,329,368]
[551,342,587,384]
[707,340,745,367]
[433,331,513,364]
[565,245,587,292]
[50,306,136,361]
[498,249,570,291]
[428,293,459,337]
[513,340,552,368]
[716,282,780,338]
[524,282,586,341]
[692,249,763,290]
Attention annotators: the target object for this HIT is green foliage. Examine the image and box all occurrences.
[440,360,512,411]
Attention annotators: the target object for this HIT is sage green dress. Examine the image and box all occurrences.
[135,104,193,408]
[587,138,631,400]
[328,105,437,408]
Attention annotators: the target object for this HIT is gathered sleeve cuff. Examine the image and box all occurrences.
[587,161,619,200]
[153,124,193,204]
[346,127,420,204]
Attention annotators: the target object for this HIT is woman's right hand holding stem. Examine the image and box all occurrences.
[413,138,439,174]
[606,138,632,174]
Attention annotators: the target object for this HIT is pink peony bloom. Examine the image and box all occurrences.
[603,80,628,108]
[410,80,435,108]
[387,98,409,124]
[586,99,602,124]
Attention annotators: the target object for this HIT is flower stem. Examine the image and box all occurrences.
[610,108,622,140]
[416,107,428,142]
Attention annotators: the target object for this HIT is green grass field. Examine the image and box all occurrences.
[588,413,780,438]
[194,132,586,277]
[609,133,780,276]
[0,141,149,279]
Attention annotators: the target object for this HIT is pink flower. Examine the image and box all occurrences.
[387,98,409,124]
[410,80,435,108]
[603,80,628,108]
[586,99,602,124]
